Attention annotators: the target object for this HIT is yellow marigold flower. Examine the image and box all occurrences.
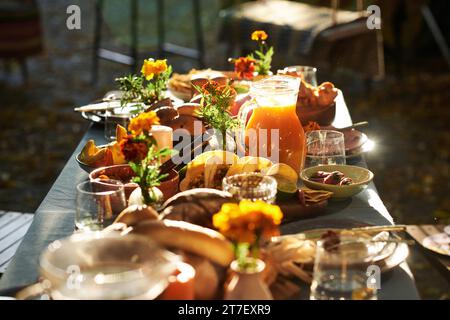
[141,59,168,80]
[239,200,283,225]
[251,30,268,41]
[128,111,160,135]
[213,200,282,244]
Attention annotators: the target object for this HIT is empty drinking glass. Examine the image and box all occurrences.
[75,179,127,232]
[305,130,346,168]
[310,237,378,300]
[279,66,318,86]
[104,112,132,142]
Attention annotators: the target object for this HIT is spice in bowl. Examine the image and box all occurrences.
[308,170,353,186]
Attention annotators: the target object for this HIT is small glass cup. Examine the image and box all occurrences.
[222,173,277,204]
[75,179,127,232]
[305,130,346,168]
[310,237,378,300]
[104,112,131,142]
[279,66,318,86]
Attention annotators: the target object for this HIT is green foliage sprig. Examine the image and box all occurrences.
[194,81,238,151]
[115,58,172,112]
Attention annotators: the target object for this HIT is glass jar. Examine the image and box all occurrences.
[222,173,277,204]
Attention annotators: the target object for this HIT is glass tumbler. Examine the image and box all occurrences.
[222,173,277,204]
[310,237,378,300]
[305,130,346,168]
[279,66,318,86]
[104,112,131,142]
[75,179,127,232]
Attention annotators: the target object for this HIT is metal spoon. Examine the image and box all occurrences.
[335,121,369,131]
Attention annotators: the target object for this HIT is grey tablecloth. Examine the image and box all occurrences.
[0,92,420,299]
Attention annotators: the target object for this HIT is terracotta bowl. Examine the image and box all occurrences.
[297,103,336,126]
[157,169,180,201]
[89,164,180,202]
[89,164,137,199]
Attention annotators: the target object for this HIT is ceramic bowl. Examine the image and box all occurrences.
[300,165,374,200]
[89,164,179,202]
[76,144,109,173]
[89,164,137,199]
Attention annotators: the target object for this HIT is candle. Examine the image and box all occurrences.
[150,125,173,162]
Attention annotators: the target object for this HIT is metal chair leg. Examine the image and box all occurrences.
[130,0,138,72]
[157,0,165,59]
[92,0,104,85]
[193,0,205,68]
[421,5,450,69]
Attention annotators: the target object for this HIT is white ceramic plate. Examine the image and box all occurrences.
[422,233,450,256]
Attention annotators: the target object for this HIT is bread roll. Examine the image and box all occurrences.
[160,188,235,229]
[176,103,201,117]
[114,205,159,226]
[131,219,234,267]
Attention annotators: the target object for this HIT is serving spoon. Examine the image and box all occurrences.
[333,121,369,131]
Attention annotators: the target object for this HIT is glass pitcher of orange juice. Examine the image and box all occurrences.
[237,76,306,173]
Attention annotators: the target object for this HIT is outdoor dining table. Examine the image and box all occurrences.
[0,92,421,299]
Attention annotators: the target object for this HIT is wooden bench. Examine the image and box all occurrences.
[0,211,33,274]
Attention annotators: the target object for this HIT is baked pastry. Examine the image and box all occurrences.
[160,188,235,229]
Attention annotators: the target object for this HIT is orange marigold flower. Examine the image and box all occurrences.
[119,135,149,162]
[128,111,160,135]
[201,80,220,95]
[234,57,256,80]
[251,30,268,41]
[217,84,236,97]
[212,200,283,244]
[141,58,168,80]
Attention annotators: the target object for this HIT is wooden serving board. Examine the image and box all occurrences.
[278,199,328,223]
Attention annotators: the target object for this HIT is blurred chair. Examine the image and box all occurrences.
[219,0,385,80]
[92,0,205,84]
[0,0,43,81]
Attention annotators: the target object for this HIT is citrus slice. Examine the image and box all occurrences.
[265,163,299,185]
[116,124,128,142]
[276,182,298,201]
[265,164,299,201]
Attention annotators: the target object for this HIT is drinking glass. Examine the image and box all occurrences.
[279,66,317,86]
[222,173,277,204]
[75,179,127,232]
[32,232,180,300]
[104,112,131,142]
[305,130,346,168]
[310,237,378,300]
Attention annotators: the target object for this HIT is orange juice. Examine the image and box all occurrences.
[245,103,306,173]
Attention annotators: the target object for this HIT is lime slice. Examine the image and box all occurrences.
[265,163,299,185]
[265,164,299,201]
[276,182,298,201]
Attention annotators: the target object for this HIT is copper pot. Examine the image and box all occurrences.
[297,103,336,126]
[90,164,179,202]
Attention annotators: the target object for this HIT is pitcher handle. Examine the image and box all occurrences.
[236,98,257,156]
